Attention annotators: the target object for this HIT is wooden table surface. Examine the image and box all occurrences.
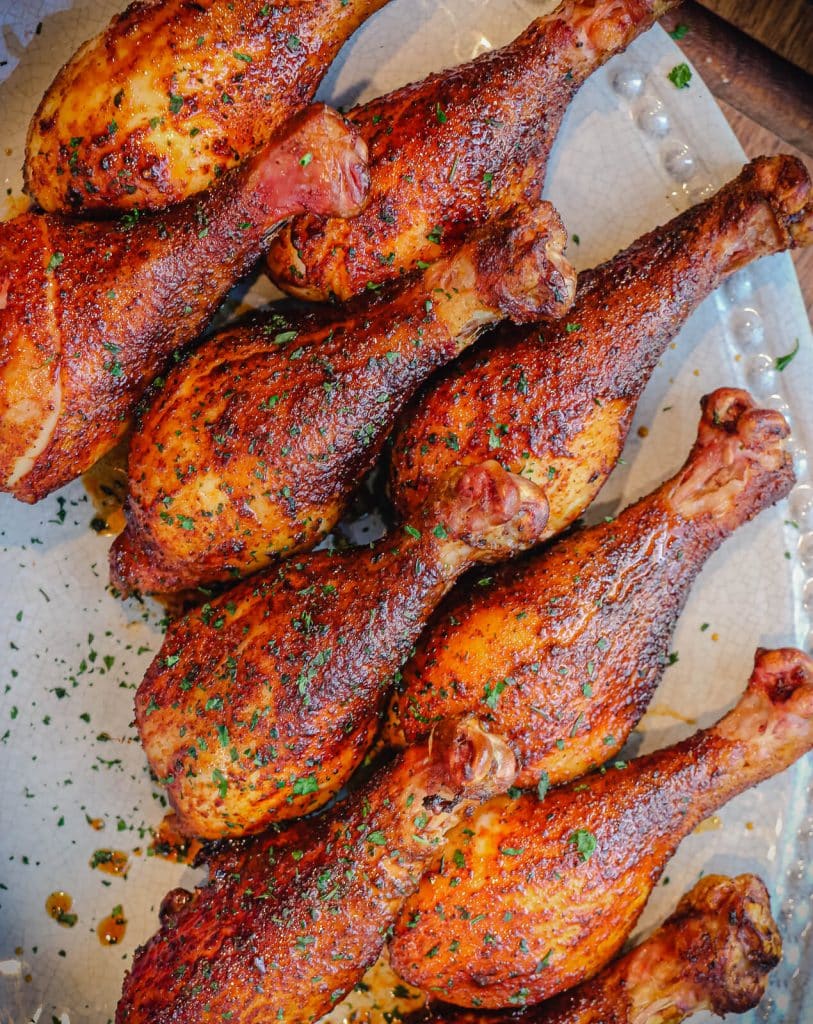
[700,0,813,74]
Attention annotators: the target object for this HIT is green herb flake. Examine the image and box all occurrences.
[536,949,553,971]
[569,828,597,862]
[292,775,319,796]
[775,338,800,372]
[668,63,692,89]
[483,678,507,710]
[212,768,228,798]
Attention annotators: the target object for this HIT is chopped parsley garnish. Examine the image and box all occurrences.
[668,63,692,89]
[569,829,597,861]
[292,775,319,796]
[775,338,800,372]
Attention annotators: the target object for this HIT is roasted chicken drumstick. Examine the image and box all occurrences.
[136,462,548,838]
[111,202,575,594]
[389,647,813,1008]
[25,0,389,213]
[385,389,794,787]
[391,154,813,524]
[267,0,679,300]
[117,716,517,1024]
[0,106,367,503]
[406,874,781,1024]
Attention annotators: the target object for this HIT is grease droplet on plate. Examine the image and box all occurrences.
[45,891,77,928]
[98,906,127,946]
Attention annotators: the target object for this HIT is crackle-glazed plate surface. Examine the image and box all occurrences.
[1,2,812,1022]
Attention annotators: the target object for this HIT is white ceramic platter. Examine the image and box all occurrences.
[1,1,812,1022]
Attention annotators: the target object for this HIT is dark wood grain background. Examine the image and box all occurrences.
[700,0,813,73]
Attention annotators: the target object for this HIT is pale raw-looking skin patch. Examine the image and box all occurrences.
[2,220,63,488]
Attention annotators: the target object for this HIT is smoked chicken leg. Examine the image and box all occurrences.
[267,0,680,301]
[384,389,794,786]
[136,461,548,838]
[388,647,813,1008]
[0,106,367,503]
[116,716,517,1024]
[404,874,781,1024]
[25,0,389,213]
[111,202,575,594]
[391,154,813,524]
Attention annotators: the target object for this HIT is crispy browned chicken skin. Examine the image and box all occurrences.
[0,106,367,503]
[117,716,517,1024]
[111,202,575,594]
[384,389,794,786]
[25,0,389,213]
[404,873,781,1024]
[390,155,813,525]
[267,0,680,301]
[136,462,548,838]
[389,648,813,1007]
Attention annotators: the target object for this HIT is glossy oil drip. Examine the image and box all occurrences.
[148,812,203,864]
[45,891,77,927]
[98,905,127,946]
[89,849,131,876]
[82,441,129,536]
